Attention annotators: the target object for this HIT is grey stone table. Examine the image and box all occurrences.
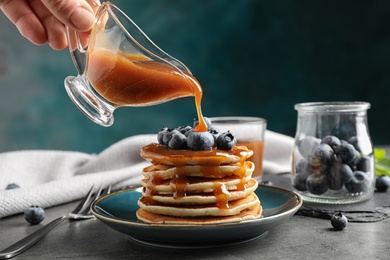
[1,173,390,260]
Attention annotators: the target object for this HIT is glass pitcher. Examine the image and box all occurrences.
[291,102,375,204]
[65,2,201,126]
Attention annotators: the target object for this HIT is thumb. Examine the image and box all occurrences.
[41,0,100,32]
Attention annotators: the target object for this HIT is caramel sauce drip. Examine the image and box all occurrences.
[143,172,165,205]
[170,168,190,199]
[213,182,230,209]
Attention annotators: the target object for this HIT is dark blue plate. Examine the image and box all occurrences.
[91,185,302,248]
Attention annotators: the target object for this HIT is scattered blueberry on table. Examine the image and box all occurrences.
[331,212,348,231]
[375,175,390,192]
[24,206,45,225]
[6,183,20,190]
[259,180,273,186]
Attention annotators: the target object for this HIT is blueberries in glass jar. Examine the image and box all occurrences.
[345,171,371,193]
[347,150,361,169]
[216,131,237,150]
[321,135,341,150]
[293,172,309,191]
[306,174,329,195]
[334,142,358,164]
[347,136,361,152]
[296,159,311,175]
[356,156,371,172]
[328,163,353,190]
[375,175,390,192]
[312,143,334,164]
[298,136,321,158]
[187,131,214,150]
[293,159,311,191]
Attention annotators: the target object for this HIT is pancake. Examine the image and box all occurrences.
[145,178,258,205]
[141,143,253,166]
[136,203,262,225]
[137,142,262,225]
[138,193,261,218]
[141,175,252,194]
[142,161,254,179]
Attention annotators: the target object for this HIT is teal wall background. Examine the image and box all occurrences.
[1,0,390,153]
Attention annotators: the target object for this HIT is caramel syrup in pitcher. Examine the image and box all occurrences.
[85,49,208,132]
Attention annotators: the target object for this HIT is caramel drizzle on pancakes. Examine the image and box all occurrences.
[140,143,253,209]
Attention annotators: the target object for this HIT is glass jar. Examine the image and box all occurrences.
[291,102,374,204]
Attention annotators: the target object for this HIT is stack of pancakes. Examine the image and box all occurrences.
[136,143,262,225]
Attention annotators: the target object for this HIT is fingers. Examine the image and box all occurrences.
[40,0,96,32]
[0,0,47,45]
[28,0,68,50]
[0,0,100,49]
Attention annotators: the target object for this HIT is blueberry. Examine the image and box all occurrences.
[334,142,358,164]
[157,127,172,145]
[216,131,237,150]
[347,136,361,152]
[345,171,371,193]
[293,159,311,191]
[183,128,194,137]
[295,159,311,175]
[347,150,361,169]
[312,143,334,163]
[208,126,221,141]
[293,173,309,191]
[186,131,214,150]
[331,212,348,231]
[259,180,273,186]
[321,135,341,150]
[311,144,334,175]
[306,174,329,195]
[328,163,353,190]
[176,125,193,135]
[193,117,212,129]
[298,136,321,158]
[24,206,45,225]
[375,175,390,192]
[356,156,371,172]
[6,183,20,190]
[167,130,187,149]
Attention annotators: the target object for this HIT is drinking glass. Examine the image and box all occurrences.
[209,117,267,178]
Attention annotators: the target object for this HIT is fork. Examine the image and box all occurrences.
[0,185,111,259]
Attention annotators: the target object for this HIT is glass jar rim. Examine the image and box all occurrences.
[295,101,370,112]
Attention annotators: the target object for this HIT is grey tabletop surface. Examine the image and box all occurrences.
[1,172,390,260]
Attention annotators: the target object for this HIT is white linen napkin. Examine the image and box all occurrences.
[0,131,294,218]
